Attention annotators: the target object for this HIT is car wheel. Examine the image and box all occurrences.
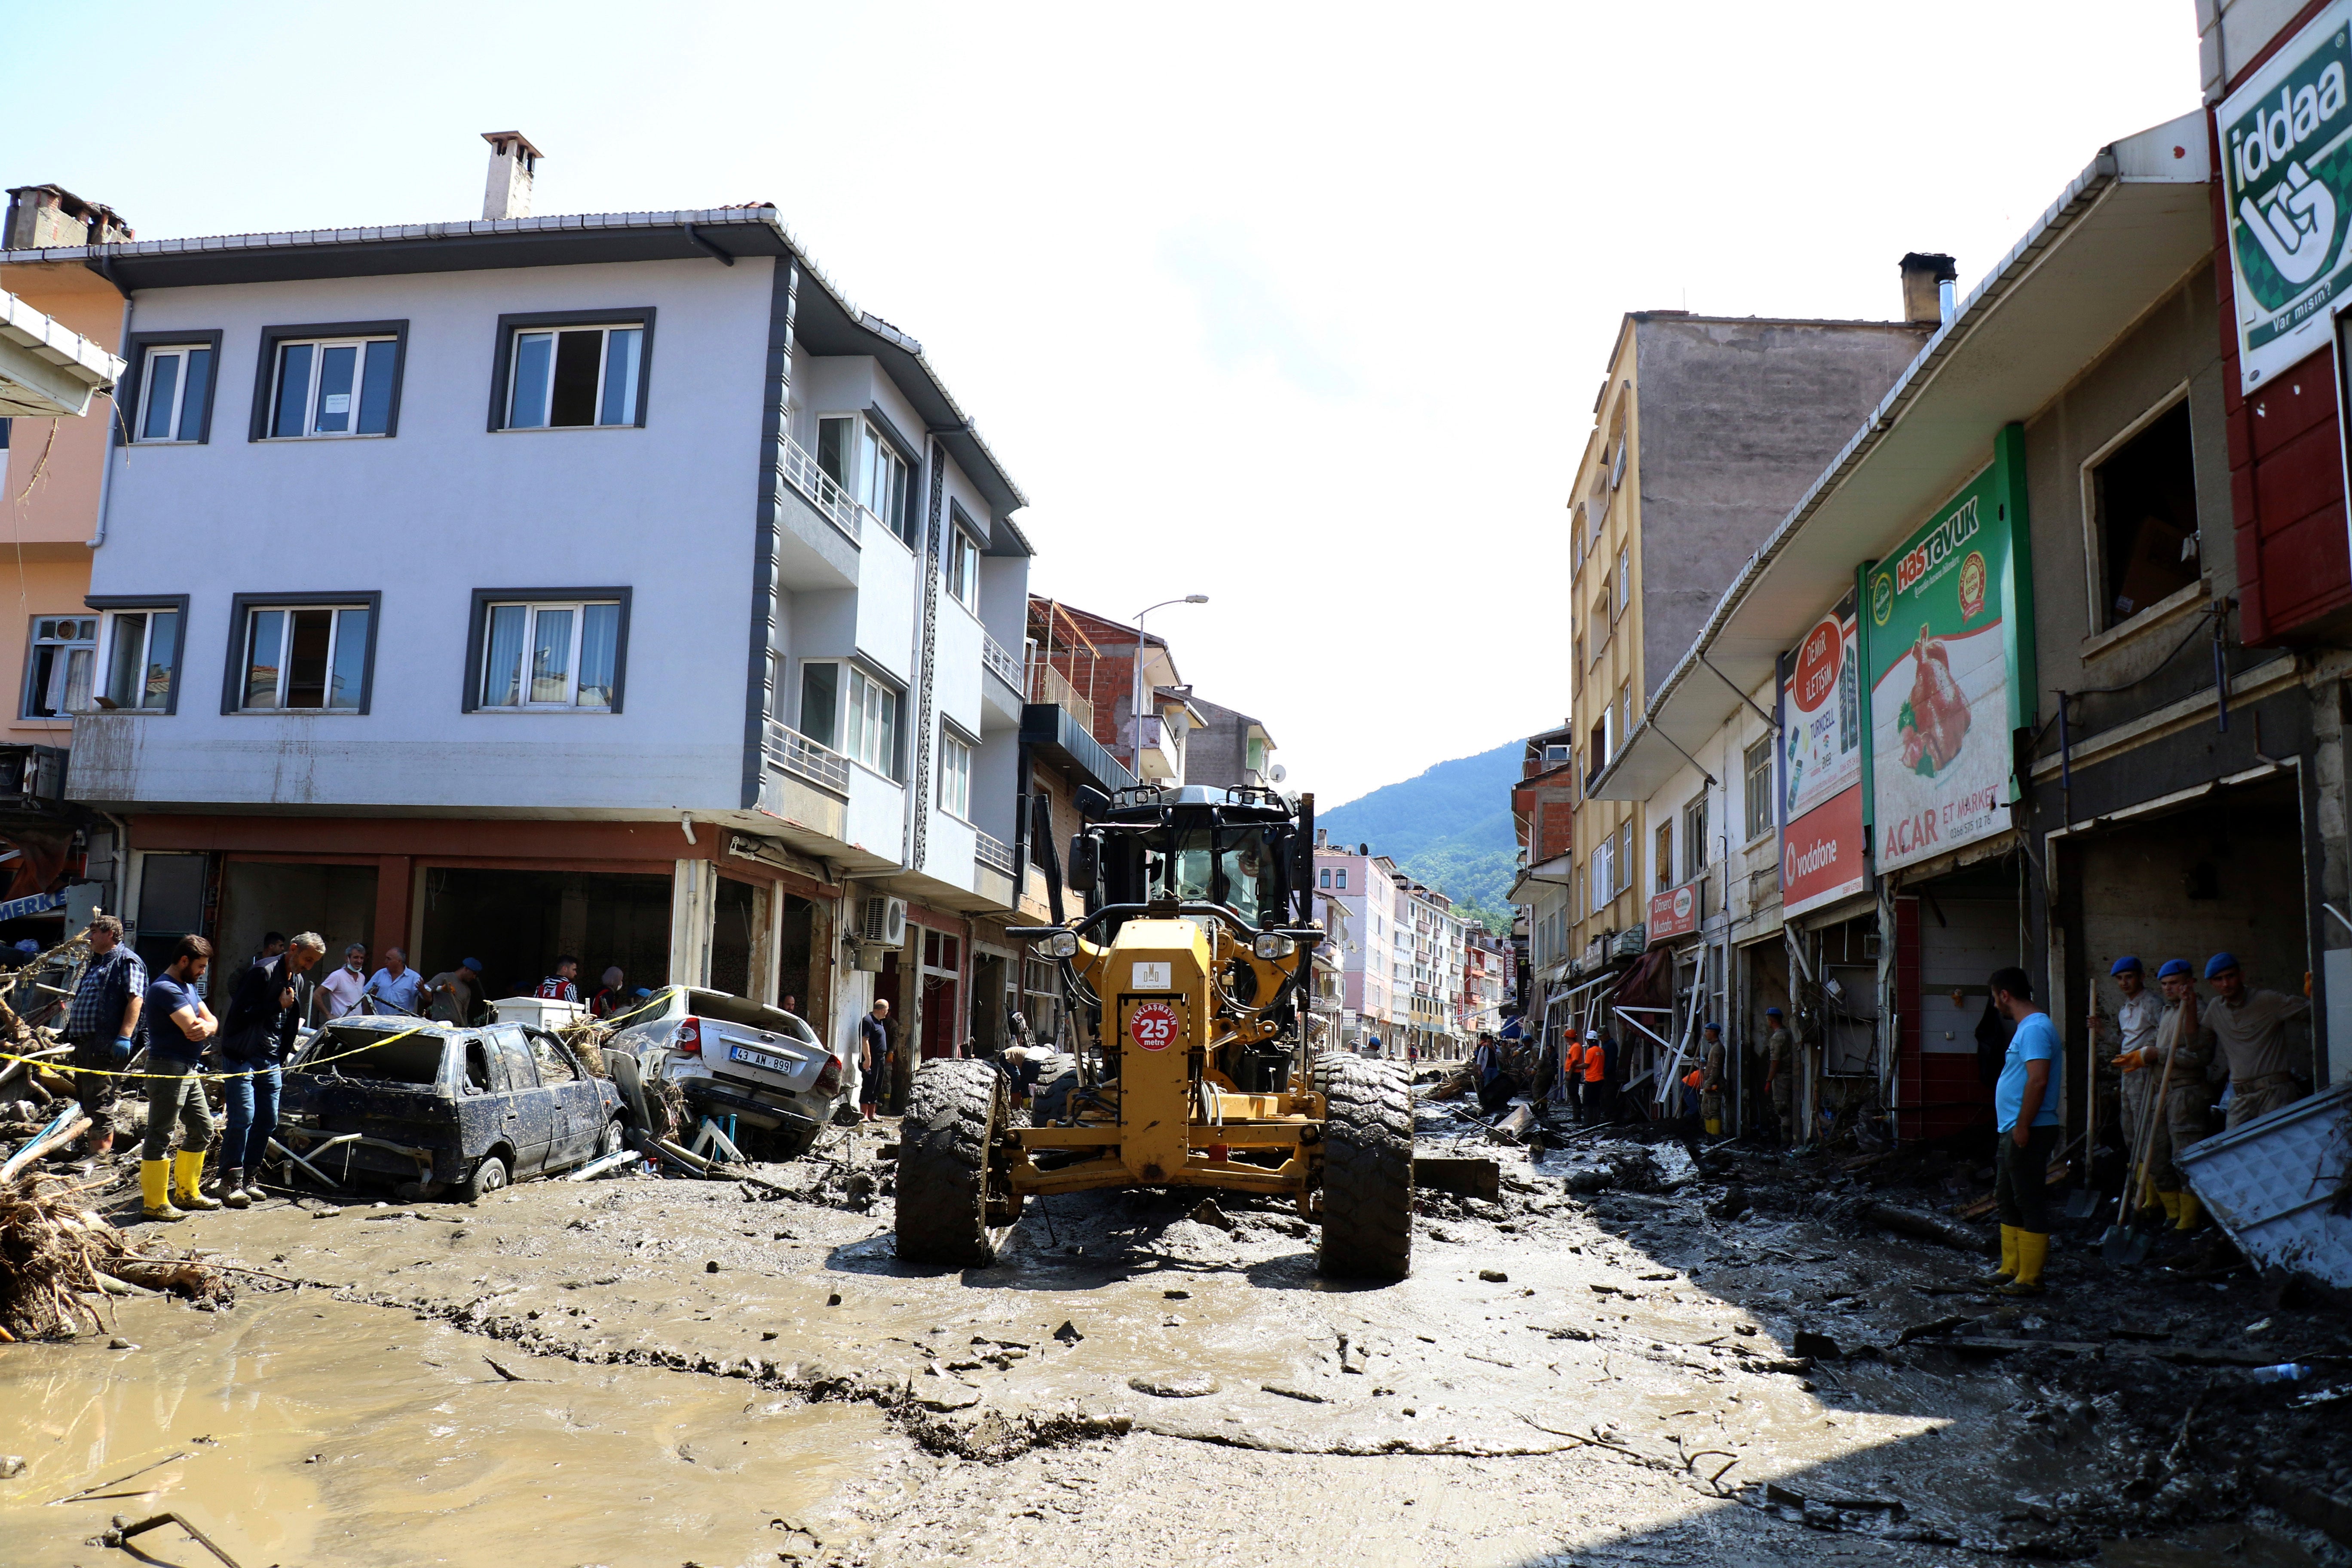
[596,1118,625,1160]
[464,1152,510,1202]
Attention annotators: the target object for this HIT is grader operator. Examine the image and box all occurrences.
[893,784,1414,1279]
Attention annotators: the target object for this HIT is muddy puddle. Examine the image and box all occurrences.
[0,1292,889,1568]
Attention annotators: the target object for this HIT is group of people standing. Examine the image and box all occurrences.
[59,917,662,1222]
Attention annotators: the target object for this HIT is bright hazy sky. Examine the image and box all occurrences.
[15,3,2203,807]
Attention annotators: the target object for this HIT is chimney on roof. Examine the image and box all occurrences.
[481,132,542,221]
[1316,828,1328,848]
[1899,252,1958,327]
[5,184,132,250]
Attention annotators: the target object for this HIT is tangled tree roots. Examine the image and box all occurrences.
[0,1170,228,1340]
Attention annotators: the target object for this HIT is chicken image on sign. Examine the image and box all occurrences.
[1129,1001,1181,1052]
[1863,429,2036,877]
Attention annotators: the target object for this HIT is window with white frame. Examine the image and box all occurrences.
[1319,867,1330,889]
[1681,793,1707,883]
[93,606,181,712]
[938,729,973,818]
[946,527,980,610]
[133,344,215,443]
[816,417,914,544]
[1336,868,1347,890]
[238,603,372,711]
[1744,736,1775,842]
[847,667,900,775]
[503,322,644,429]
[265,334,399,438]
[477,600,621,711]
[21,616,96,719]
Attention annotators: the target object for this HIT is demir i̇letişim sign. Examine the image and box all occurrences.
[2220,0,2352,393]
[1779,588,1865,917]
[1863,426,2036,876]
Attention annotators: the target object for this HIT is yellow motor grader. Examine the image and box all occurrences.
[893,784,1414,1279]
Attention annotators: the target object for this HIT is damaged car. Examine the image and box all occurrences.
[277,1016,627,1200]
[604,989,841,1160]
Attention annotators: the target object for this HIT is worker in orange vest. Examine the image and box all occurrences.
[1583,1029,1610,1124]
[1561,1031,1586,1121]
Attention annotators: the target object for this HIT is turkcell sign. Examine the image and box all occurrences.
[1647,880,1700,944]
[1779,588,1866,916]
[2219,0,2352,392]
[1863,426,2036,877]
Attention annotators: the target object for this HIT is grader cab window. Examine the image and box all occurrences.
[1141,825,1277,925]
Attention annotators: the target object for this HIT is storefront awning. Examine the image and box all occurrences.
[1592,110,2213,803]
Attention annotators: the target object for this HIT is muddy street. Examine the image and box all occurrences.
[6,1088,2347,1568]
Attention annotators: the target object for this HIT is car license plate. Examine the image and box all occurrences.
[730,1045,795,1076]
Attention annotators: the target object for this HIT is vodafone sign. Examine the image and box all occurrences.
[1128,1001,1180,1052]
[1783,782,1866,916]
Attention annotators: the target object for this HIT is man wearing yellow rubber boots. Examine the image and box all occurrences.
[140,936,221,1222]
[1699,1022,1728,1138]
[1989,966,2061,1295]
[2143,959,2215,1234]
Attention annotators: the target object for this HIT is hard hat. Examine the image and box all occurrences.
[2204,952,2240,980]
[2110,956,2143,975]
[2157,959,2192,979]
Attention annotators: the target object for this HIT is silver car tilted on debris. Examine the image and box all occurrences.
[603,989,842,1161]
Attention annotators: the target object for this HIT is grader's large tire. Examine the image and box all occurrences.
[896,1059,1011,1267]
[1318,1058,1414,1280]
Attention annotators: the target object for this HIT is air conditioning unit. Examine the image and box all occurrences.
[860,895,910,948]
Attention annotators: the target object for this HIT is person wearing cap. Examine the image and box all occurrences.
[422,957,487,1026]
[1700,1022,1728,1137]
[1988,965,2061,1294]
[2092,956,2162,1210]
[1763,1006,1795,1148]
[2138,958,2216,1232]
[2201,952,2311,1130]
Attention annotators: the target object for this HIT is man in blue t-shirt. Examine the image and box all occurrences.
[140,934,221,1222]
[1989,965,2061,1295]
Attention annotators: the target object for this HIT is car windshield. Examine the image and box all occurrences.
[300,1024,447,1085]
[1145,826,1274,926]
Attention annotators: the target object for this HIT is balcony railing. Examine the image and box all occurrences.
[1026,658,1095,733]
[982,634,1021,693]
[777,434,864,545]
[763,718,851,795]
[973,828,1014,875]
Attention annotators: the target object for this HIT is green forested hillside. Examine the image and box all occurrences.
[1319,741,1521,933]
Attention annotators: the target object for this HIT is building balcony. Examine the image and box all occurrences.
[1027,659,1094,734]
[777,432,864,546]
[1130,714,1177,782]
[1021,701,1136,795]
[974,827,1014,875]
[763,719,850,795]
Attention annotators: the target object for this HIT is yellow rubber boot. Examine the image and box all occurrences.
[172,1149,222,1212]
[1987,1225,2018,1283]
[2175,1192,2202,1232]
[2156,1191,2181,1225]
[1998,1231,2048,1295]
[139,1159,185,1222]
[1704,1118,1722,1137]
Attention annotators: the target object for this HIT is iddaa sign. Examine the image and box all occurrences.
[2220,0,2352,391]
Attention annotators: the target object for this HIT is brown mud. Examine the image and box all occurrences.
[1,1094,2345,1565]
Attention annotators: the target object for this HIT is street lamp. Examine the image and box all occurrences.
[1131,594,1208,775]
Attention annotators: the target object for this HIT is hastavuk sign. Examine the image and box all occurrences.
[1862,426,2036,877]
[2220,0,2352,392]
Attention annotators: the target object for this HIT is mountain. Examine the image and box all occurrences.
[1317,741,1522,932]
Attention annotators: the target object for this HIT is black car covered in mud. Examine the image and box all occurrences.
[278,1017,627,1200]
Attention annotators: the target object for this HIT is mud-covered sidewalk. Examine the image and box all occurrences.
[3,1092,2349,1567]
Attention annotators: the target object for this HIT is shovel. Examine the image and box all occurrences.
[2100,1037,2180,1267]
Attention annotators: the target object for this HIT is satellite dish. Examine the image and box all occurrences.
[1269,763,1288,784]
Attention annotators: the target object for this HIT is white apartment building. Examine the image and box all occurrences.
[1314,835,1470,1058]
[34,138,1036,1082]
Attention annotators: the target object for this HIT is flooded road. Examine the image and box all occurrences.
[0,1293,888,1567]
[6,1100,2343,1566]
